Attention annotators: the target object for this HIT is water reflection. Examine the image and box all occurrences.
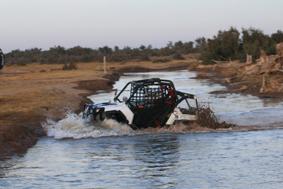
[261,97,283,107]
[132,134,180,188]
[0,160,12,178]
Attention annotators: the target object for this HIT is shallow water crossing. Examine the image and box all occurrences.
[1,70,283,189]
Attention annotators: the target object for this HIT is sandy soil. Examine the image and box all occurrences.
[0,60,192,157]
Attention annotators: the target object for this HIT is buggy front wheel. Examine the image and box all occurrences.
[93,109,106,122]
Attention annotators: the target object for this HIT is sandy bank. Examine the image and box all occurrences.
[189,56,283,99]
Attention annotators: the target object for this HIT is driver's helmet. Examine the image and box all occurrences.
[122,96,128,102]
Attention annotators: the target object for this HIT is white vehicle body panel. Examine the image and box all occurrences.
[103,103,134,124]
[166,108,197,125]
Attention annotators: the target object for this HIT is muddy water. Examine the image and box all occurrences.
[1,70,283,189]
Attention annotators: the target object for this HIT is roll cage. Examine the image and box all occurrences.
[114,78,196,106]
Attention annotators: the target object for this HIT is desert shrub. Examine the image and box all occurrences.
[152,58,171,63]
[62,63,78,70]
[16,62,27,66]
[139,55,151,61]
[172,53,185,60]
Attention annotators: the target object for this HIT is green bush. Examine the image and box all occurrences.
[172,53,185,60]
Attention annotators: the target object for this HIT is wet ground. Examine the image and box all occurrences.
[1,70,283,189]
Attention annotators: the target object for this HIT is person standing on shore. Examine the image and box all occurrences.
[0,48,5,69]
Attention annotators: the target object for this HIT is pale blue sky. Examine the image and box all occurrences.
[0,0,283,52]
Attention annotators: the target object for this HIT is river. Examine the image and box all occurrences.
[1,70,283,189]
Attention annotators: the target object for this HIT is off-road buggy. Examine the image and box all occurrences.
[83,78,199,129]
[0,49,4,70]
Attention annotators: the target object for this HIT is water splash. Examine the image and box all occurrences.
[42,113,133,139]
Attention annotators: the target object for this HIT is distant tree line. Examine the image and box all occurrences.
[4,27,283,65]
[5,42,195,65]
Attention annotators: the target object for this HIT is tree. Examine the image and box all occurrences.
[199,27,240,63]
[271,30,283,43]
[242,28,275,60]
[139,45,146,50]
[98,46,112,56]
[195,37,206,51]
[114,46,120,52]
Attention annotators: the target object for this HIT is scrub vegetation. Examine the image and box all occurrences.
[198,28,283,64]
[5,28,283,65]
